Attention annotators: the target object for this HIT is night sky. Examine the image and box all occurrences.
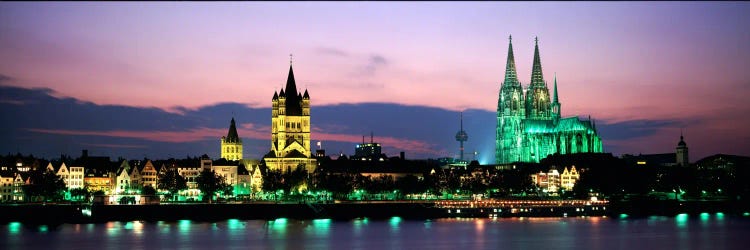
[1,2,749,162]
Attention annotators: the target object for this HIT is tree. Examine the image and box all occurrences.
[284,165,309,193]
[69,187,90,202]
[262,168,284,193]
[369,174,395,196]
[315,173,355,200]
[196,168,229,203]
[395,175,425,196]
[22,169,66,202]
[141,185,157,196]
[158,169,187,201]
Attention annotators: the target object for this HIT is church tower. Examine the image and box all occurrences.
[497,35,526,164]
[221,117,243,161]
[676,132,689,166]
[525,37,553,120]
[551,74,561,121]
[265,59,317,173]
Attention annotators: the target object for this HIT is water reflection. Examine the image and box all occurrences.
[352,217,367,236]
[389,216,402,229]
[700,212,710,223]
[309,218,332,238]
[8,222,21,235]
[105,222,119,237]
[474,219,485,232]
[268,218,288,237]
[676,213,689,228]
[2,216,748,250]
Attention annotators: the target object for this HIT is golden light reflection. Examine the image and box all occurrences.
[132,221,144,236]
[106,222,120,237]
[589,216,601,225]
[475,219,485,232]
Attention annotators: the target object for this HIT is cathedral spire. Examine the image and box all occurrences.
[552,73,561,120]
[553,73,559,103]
[503,35,519,87]
[530,36,545,87]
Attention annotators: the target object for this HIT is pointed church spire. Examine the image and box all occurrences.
[284,58,302,115]
[530,36,545,87]
[551,72,561,120]
[286,64,298,98]
[226,117,240,143]
[553,73,559,103]
[503,35,520,87]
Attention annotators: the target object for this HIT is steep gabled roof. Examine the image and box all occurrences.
[283,64,303,116]
[224,117,241,143]
[116,160,131,176]
[285,149,307,158]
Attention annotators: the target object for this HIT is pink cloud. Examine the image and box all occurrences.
[27,127,230,143]
[26,124,444,157]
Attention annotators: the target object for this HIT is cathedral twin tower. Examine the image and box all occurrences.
[496,36,603,164]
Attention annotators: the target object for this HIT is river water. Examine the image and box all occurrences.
[2,214,749,250]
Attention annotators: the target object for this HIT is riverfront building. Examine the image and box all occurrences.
[354,134,383,161]
[622,134,690,167]
[496,36,604,164]
[531,166,580,192]
[264,61,317,173]
[46,162,85,190]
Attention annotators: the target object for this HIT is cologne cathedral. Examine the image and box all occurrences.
[496,36,603,164]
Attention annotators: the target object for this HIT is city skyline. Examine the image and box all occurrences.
[1,2,749,161]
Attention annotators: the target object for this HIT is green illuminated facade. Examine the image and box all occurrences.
[496,36,603,164]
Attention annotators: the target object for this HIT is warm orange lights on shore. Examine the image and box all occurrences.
[435,199,609,209]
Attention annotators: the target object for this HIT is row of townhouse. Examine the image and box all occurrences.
[46,163,85,190]
[177,157,263,199]
[113,159,167,194]
[531,166,580,193]
[0,172,25,202]
[114,157,264,198]
[1,154,265,200]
